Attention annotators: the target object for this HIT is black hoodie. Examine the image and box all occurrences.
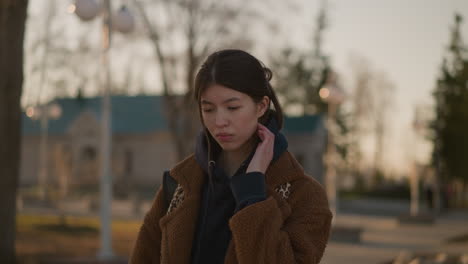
[190,117,288,264]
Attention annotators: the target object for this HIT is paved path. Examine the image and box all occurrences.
[19,198,468,264]
[322,210,468,264]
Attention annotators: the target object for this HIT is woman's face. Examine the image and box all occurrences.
[200,84,268,152]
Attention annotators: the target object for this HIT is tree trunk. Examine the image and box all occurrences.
[179,22,200,160]
[0,1,29,263]
[134,0,200,161]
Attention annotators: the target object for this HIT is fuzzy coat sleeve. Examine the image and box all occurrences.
[130,187,166,264]
[227,177,332,264]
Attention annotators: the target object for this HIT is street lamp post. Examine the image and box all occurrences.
[319,72,345,221]
[69,0,134,259]
[319,73,365,243]
[325,101,338,218]
[26,103,62,201]
[397,106,435,225]
[410,105,436,215]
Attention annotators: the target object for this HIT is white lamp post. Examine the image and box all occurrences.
[319,71,345,221]
[69,0,134,259]
[26,103,62,201]
[410,105,436,216]
[319,79,365,243]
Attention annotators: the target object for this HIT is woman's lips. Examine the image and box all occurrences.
[216,134,234,142]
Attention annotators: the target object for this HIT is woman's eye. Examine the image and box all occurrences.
[202,108,214,113]
[228,106,240,111]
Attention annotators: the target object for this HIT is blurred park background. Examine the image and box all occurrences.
[1,0,468,263]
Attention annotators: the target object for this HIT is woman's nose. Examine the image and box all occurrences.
[215,112,229,127]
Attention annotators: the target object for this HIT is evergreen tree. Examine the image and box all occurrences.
[432,14,468,185]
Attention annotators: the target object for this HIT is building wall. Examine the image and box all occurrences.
[20,109,325,191]
[19,132,176,191]
[285,128,327,185]
[20,135,69,187]
[68,110,100,186]
[19,136,40,186]
[113,132,176,188]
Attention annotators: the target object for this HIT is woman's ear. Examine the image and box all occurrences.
[256,96,270,118]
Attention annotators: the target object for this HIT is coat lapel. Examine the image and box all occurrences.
[158,155,206,264]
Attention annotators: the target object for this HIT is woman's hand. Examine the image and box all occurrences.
[246,123,275,174]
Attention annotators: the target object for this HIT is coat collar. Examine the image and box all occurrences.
[168,150,304,201]
[158,151,305,263]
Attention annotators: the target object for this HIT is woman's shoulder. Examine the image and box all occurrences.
[270,151,322,186]
[294,173,327,196]
[167,154,206,187]
[288,174,329,211]
[268,151,328,207]
[169,153,198,173]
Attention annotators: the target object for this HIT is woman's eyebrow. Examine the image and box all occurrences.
[223,97,240,103]
[201,97,240,104]
[201,99,213,105]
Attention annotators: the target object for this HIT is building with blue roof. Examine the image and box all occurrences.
[20,95,326,194]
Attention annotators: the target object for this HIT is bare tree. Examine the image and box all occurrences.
[0,1,29,263]
[23,9,102,105]
[348,55,395,187]
[133,0,261,159]
[371,72,394,179]
[347,55,374,175]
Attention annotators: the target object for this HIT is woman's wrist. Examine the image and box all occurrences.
[230,172,267,211]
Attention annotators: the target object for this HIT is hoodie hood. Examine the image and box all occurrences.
[194,115,288,175]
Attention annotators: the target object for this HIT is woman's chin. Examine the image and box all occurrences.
[217,140,241,151]
[217,137,255,152]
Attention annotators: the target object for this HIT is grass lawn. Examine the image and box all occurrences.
[16,213,143,263]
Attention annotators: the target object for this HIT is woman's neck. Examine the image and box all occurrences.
[219,136,256,177]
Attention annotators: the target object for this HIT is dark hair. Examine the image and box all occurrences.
[193,49,283,128]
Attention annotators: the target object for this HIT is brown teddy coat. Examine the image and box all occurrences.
[130,151,332,264]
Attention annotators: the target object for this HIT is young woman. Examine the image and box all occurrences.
[130,49,332,264]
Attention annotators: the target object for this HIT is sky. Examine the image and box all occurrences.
[23,0,468,177]
[274,0,468,176]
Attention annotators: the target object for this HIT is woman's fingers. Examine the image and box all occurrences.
[257,128,265,141]
[246,124,275,174]
[256,124,274,154]
[257,124,273,143]
[258,123,274,137]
